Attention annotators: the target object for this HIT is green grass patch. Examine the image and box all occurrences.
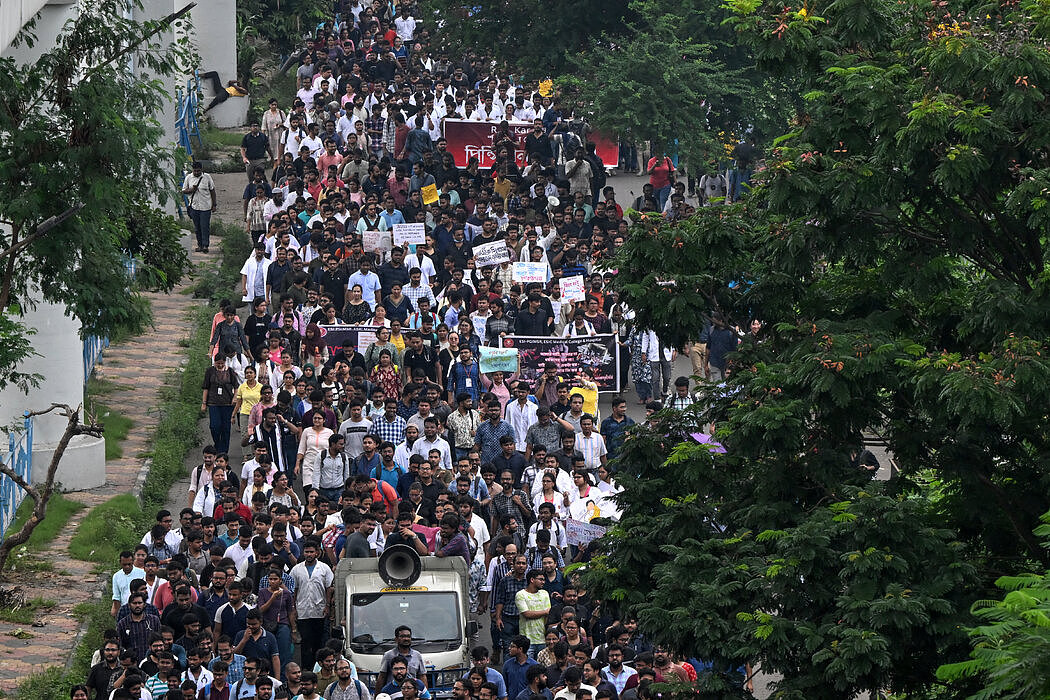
[6,494,84,551]
[201,124,247,148]
[14,598,113,700]
[95,404,133,460]
[67,494,145,563]
[0,596,56,624]
[189,219,252,300]
[86,373,134,459]
[86,377,132,397]
[139,305,211,508]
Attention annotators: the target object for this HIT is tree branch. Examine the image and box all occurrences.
[0,403,102,572]
[23,3,197,119]
[0,205,84,264]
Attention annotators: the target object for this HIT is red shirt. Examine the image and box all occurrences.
[647,156,674,189]
[213,502,252,524]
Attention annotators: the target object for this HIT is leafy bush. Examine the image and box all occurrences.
[189,220,250,301]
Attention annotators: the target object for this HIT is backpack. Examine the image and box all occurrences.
[325,678,368,700]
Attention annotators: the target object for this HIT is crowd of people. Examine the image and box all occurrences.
[94,1,763,699]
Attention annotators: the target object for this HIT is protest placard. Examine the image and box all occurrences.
[566,518,607,546]
[421,183,439,205]
[474,240,511,267]
[392,222,426,246]
[513,261,548,283]
[561,275,586,303]
[479,346,519,374]
[362,230,393,255]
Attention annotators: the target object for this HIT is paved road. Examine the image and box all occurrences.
[167,169,890,698]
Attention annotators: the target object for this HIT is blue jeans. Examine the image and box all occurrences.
[189,207,212,249]
[729,169,752,201]
[656,185,672,210]
[319,486,343,502]
[273,622,293,678]
[208,404,234,454]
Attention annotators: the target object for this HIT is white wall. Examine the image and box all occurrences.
[0,0,77,61]
[191,0,246,128]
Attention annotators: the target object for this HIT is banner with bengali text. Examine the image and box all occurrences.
[442,119,618,170]
[318,324,379,355]
[501,334,620,391]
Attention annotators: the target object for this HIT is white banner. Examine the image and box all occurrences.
[474,240,511,267]
[392,222,426,246]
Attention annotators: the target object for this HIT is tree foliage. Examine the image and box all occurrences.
[424,0,635,75]
[0,0,193,391]
[589,0,1050,694]
[938,511,1050,699]
[568,0,794,166]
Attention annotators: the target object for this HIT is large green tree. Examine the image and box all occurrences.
[0,0,193,391]
[567,0,793,168]
[588,0,1050,694]
[423,0,635,75]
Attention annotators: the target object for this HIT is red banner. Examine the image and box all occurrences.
[442,119,618,170]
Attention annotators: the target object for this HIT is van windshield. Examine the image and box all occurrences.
[349,591,462,653]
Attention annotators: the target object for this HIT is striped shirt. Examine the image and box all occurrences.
[574,432,607,470]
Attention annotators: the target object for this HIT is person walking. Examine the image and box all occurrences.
[202,354,238,454]
[182,161,217,253]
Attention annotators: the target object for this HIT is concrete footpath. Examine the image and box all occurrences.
[0,227,217,695]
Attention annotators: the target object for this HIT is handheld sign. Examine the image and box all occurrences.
[513,261,548,283]
[474,240,511,267]
[561,275,586,303]
[421,184,439,205]
[392,222,426,246]
[479,346,519,373]
[362,230,393,255]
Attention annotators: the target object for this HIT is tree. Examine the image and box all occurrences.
[425,0,635,75]
[567,0,793,169]
[588,0,1050,693]
[938,511,1050,698]
[0,404,103,572]
[0,0,193,391]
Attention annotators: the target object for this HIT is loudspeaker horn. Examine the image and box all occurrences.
[378,544,422,587]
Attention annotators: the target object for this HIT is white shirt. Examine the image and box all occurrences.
[141,528,183,551]
[182,172,215,211]
[468,512,490,552]
[193,483,221,517]
[411,435,453,471]
[291,559,335,618]
[300,134,324,158]
[183,666,214,691]
[224,541,254,568]
[394,15,417,40]
[527,520,568,549]
[470,105,501,122]
[239,254,272,303]
[529,468,573,499]
[506,400,538,451]
[393,440,416,471]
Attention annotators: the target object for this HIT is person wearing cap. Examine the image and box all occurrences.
[242,120,275,182]
[182,160,217,253]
